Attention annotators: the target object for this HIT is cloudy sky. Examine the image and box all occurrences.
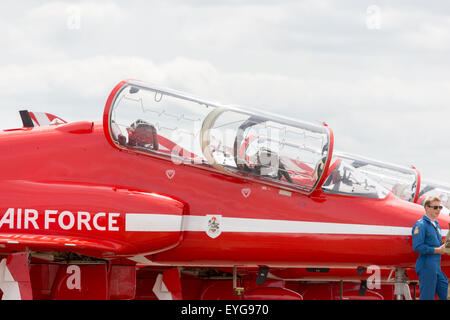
[1,0,449,183]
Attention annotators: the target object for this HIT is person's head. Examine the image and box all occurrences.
[424,196,442,220]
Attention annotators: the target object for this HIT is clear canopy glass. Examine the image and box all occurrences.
[106,80,332,194]
[333,151,419,202]
[419,179,450,214]
[322,159,389,199]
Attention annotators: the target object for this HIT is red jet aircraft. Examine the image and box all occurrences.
[0,79,449,300]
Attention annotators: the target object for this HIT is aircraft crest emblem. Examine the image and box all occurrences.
[206,215,222,239]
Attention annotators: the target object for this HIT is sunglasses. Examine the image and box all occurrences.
[428,205,443,210]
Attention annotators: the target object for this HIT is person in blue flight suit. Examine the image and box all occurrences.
[412,196,448,300]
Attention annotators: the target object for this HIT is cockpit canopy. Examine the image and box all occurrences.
[322,158,389,199]
[419,180,450,214]
[333,151,420,202]
[105,80,333,194]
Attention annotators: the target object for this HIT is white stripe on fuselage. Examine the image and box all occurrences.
[126,214,183,232]
[124,214,448,236]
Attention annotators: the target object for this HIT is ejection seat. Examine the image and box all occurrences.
[127,119,159,151]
